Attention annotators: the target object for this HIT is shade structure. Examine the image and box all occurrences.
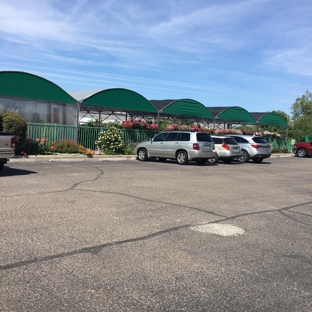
[150,99,214,120]
[207,106,255,124]
[0,71,76,104]
[0,71,77,125]
[250,112,288,127]
[71,88,158,115]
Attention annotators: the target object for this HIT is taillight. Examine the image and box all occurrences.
[251,144,261,148]
[11,138,15,148]
[222,143,229,150]
[193,143,200,150]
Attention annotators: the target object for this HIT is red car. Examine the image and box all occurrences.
[293,141,312,157]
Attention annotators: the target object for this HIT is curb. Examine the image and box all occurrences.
[8,153,293,163]
[9,155,137,163]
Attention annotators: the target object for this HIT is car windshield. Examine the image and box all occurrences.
[196,133,212,142]
[252,137,267,144]
[224,138,238,145]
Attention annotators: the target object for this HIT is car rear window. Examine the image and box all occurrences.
[224,138,239,145]
[212,137,223,144]
[196,133,212,142]
[252,137,267,144]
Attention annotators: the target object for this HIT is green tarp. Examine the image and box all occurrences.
[81,88,157,113]
[150,99,214,119]
[0,71,76,104]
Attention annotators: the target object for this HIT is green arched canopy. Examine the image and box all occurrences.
[150,99,214,119]
[0,71,76,104]
[250,112,288,127]
[207,106,255,123]
[80,88,157,113]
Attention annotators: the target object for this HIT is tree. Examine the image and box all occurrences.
[289,90,312,142]
[291,90,312,120]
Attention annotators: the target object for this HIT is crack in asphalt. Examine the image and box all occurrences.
[1,166,311,274]
[1,201,311,271]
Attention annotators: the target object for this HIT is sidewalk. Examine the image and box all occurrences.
[9,153,294,163]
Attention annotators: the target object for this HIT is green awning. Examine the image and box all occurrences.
[207,106,255,123]
[80,88,157,113]
[0,71,76,104]
[250,112,288,127]
[150,99,214,119]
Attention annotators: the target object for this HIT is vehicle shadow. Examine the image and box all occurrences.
[0,167,37,176]
[149,159,220,166]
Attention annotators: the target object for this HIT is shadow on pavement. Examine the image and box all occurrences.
[0,167,37,176]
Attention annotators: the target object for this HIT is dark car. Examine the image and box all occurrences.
[293,141,312,157]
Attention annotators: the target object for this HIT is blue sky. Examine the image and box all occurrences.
[0,0,311,116]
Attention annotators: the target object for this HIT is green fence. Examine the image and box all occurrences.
[27,123,77,143]
[78,127,159,150]
[264,136,294,152]
[306,134,312,142]
[27,123,295,152]
[27,123,159,150]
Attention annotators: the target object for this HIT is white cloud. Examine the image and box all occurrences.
[0,0,311,116]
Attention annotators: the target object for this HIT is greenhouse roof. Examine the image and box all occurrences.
[207,106,255,124]
[250,112,288,127]
[70,88,157,114]
[0,71,76,104]
[150,99,214,120]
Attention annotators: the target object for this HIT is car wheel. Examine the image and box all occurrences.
[137,148,148,161]
[157,158,166,162]
[297,148,308,157]
[195,159,207,165]
[253,158,263,163]
[237,150,250,163]
[207,157,218,164]
[223,159,232,164]
[0,164,3,172]
[176,150,188,165]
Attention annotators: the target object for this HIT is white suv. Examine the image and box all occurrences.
[226,135,271,163]
[134,131,216,165]
[210,135,243,163]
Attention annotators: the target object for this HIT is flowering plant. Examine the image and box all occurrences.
[120,120,134,129]
[95,125,124,153]
[120,120,158,130]
[21,137,52,155]
[146,123,158,130]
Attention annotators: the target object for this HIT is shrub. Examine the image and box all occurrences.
[123,142,137,155]
[95,125,124,154]
[51,139,80,153]
[0,112,27,154]
[22,138,52,155]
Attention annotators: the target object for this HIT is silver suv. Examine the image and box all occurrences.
[210,135,243,163]
[134,131,216,165]
[226,135,271,163]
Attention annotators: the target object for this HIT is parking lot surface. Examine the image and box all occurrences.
[1,157,311,311]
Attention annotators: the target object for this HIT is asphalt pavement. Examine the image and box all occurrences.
[1,156,311,311]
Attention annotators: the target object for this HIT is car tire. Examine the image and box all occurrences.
[0,164,3,172]
[195,159,207,165]
[238,150,250,163]
[297,148,308,157]
[176,150,188,165]
[253,158,263,163]
[137,148,148,161]
[207,157,218,164]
